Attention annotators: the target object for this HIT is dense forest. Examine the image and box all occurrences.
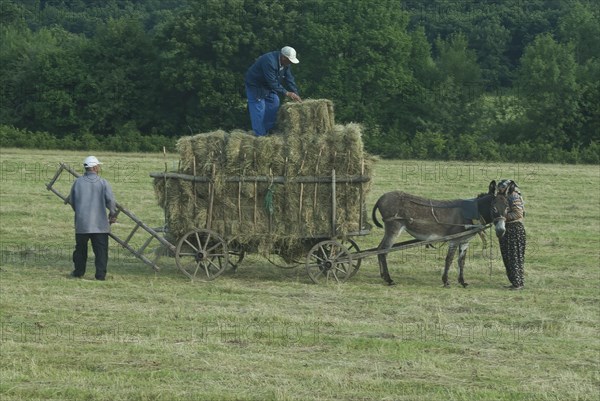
[1,0,598,162]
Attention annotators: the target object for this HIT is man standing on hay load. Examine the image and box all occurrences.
[68,156,117,281]
[245,46,302,136]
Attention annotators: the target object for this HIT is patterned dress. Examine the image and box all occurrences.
[499,191,526,288]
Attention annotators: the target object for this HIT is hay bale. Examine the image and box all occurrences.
[153,176,204,238]
[253,136,286,176]
[280,122,373,239]
[276,99,335,137]
[177,130,228,175]
[224,130,252,176]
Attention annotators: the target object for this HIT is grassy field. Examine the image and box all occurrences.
[1,147,598,401]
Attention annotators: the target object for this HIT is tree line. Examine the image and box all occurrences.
[1,0,598,163]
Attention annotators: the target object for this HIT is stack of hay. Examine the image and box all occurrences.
[153,99,374,259]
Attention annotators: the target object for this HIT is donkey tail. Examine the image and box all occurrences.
[372,201,383,228]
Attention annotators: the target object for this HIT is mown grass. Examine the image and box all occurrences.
[1,148,599,401]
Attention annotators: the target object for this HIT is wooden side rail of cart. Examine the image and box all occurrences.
[149,169,372,240]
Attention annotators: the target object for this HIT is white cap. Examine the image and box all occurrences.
[281,46,299,64]
[83,156,102,168]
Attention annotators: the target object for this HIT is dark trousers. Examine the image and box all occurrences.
[72,233,109,279]
[499,222,526,287]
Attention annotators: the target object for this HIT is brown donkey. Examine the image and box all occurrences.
[371,180,508,286]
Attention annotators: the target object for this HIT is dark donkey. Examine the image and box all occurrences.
[371,180,507,286]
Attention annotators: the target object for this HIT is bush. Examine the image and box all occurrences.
[79,133,101,150]
[0,125,57,148]
[0,125,176,153]
[411,131,448,160]
[579,142,600,164]
[565,143,600,164]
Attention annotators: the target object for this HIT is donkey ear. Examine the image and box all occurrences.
[488,180,496,195]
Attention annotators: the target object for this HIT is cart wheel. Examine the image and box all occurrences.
[341,238,362,278]
[227,240,245,271]
[175,229,229,281]
[305,240,353,284]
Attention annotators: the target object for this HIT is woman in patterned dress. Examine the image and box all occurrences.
[497,179,526,290]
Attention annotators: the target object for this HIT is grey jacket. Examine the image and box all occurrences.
[69,171,117,233]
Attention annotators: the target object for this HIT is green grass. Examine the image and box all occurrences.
[1,148,599,401]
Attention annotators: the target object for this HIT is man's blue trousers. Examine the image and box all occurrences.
[246,87,280,136]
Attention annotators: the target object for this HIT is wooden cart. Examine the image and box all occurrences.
[47,163,488,284]
[149,167,372,283]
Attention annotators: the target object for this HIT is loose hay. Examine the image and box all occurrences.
[154,99,375,259]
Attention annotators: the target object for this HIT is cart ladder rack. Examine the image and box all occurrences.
[46,162,176,271]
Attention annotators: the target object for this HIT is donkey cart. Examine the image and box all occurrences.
[150,168,496,285]
[47,163,497,285]
[149,165,502,286]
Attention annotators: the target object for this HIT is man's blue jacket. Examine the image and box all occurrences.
[245,51,299,100]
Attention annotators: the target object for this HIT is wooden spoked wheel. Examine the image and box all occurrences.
[305,240,354,284]
[175,229,229,281]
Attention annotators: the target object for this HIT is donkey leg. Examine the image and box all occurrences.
[377,253,395,286]
[377,223,402,286]
[458,242,470,288]
[377,241,395,286]
[443,244,457,287]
